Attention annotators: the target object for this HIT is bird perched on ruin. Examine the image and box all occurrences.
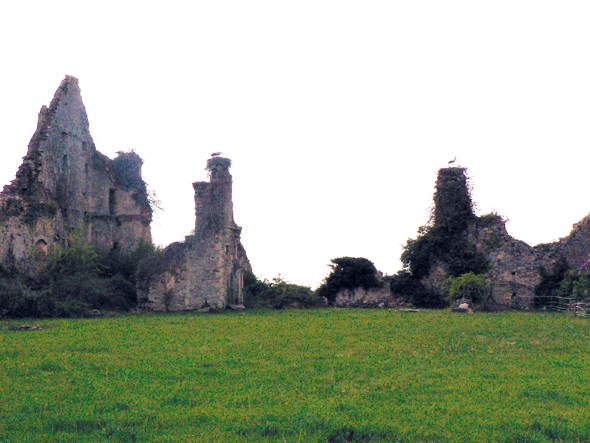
[211,151,222,157]
[448,156,457,165]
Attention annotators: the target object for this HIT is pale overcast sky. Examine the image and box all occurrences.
[1,1,589,287]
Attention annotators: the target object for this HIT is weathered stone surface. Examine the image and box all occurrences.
[467,216,545,307]
[0,76,152,262]
[334,286,392,308]
[421,260,449,300]
[419,167,590,309]
[140,156,251,311]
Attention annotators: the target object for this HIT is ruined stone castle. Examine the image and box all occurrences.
[7,76,588,312]
[137,156,251,311]
[0,76,152,261]
[1,76,251,311]
[420,167,590,308]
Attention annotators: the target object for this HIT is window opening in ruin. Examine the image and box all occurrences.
[35,239,48,255]
[62,154,67,168]
[225,245,231,253]
[227,273,236,305]
[85,163,89,173]
[112,242,119,251]
[109,189,116,215]
[511,271,517,275]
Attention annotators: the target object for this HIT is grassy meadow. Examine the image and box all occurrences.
[1,309,590,442]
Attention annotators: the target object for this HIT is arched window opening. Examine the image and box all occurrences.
[36,239,48,255]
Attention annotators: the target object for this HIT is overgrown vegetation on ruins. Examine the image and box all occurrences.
[2,309,590,442]
[317,257,383,305]
[448,272,493,307]
[241,257,384,310]
[242,272,324,309]
[534,257,590,309]
[0,237,154,318]
[391,168,490,308]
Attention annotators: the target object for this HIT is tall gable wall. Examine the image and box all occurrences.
[0,76,151,262]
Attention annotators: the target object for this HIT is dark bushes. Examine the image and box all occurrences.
[317,257,382,305]
[243,272,324,309]
[389,270,446,308]
[0,240,154,318]
[533,257,590,308]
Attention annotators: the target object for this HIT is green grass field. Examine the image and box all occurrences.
[2,309,590,442]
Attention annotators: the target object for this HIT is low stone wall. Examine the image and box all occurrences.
[334,286,392,307]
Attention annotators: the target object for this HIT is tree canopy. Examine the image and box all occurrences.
[317,257,382,305]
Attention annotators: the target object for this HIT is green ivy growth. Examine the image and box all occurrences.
[393,168,489,308]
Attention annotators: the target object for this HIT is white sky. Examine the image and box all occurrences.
[1,1,589,288]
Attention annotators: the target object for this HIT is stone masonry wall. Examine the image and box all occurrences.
[420,167,590,308]
[142,157,251,311]
[334,286,392,307]
[0,76,151,263]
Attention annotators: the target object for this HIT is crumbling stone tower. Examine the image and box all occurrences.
[433,167,474,230]
[140,156,251,311]
[0,76,152,262]
[191,157,250,306]
[410,166,590,308]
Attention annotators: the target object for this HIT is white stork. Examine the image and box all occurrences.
[448,156,457,165]
[211,152,222,157]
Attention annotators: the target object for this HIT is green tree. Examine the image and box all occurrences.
[317,257,382,305]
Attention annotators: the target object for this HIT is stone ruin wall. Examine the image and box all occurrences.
[466,217,551,307]
[422,167,590,308]
[5,77,588,312]
[141,157,251,311]
[0,76,152,263]
[469,207,590,308]
[334,286,392,308]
